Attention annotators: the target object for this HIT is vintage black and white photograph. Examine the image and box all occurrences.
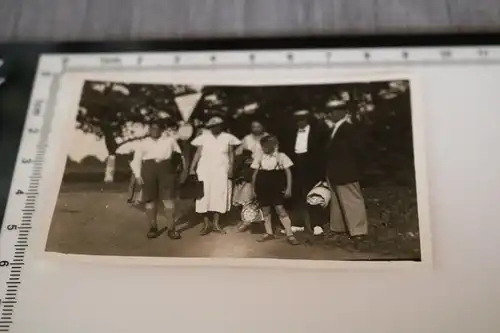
[43,76,429,264]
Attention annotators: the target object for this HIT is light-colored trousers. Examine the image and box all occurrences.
[329,182,368,236]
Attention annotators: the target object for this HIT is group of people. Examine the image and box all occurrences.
[128,104,369,246]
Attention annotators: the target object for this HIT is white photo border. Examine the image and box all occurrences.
[30,56,432,270]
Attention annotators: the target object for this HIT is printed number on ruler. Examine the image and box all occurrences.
[0,66,50,332]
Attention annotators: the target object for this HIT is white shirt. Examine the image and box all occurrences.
[191,132,241,174]
[236,133,267,160]
[251,152,293,170]
[130,136,181,178]
[294,124,310,154]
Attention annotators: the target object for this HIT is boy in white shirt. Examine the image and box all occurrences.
[130,122,187,239]
[250,135,299,245]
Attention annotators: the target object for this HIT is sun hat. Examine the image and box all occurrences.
[205,116,224,128]
[293,109,310,116]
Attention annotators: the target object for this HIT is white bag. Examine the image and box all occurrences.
[241,201,264,224]
[306,181,331,208]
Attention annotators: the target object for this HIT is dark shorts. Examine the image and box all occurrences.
[255,169,287,207]
[141,159,176,203]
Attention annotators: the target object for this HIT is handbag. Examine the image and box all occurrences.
[306,181,331,208]
[241,200,264,224]
[178,175,204,200]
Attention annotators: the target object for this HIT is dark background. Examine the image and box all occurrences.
[68,80,414,190]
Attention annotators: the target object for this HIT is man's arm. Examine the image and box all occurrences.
[251,169,259,198]
[228,145,235,178]
[189,147,202,175]
[130,146,143,180]
[284,167,292,198]
[347,123,365,165]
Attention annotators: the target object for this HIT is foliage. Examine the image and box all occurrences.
[77,81,195,154]
[191,80,414,186]
[191,81,408,128]
[77,79,414,186]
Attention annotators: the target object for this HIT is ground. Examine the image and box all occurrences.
[45,182,421,261]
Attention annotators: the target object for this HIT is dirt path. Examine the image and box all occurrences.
[45,191,400,261]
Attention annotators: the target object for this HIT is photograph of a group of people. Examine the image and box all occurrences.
[45,78,423,262]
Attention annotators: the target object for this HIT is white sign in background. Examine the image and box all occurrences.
[1,47,500,332]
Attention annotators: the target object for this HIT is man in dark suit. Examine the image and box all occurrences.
[324,105,368,238]
[281,109,329,234]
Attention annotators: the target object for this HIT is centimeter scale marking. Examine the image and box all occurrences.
[0,63,55,332]
[0,45,498,331]
[31,45,500,70]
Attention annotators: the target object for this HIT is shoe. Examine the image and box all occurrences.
[237,222,250,233]
[147,227,159,239]
[274,227,285,237]
[286,235,300,246]
[167,230,181,240]
[350,235,367,241]
[200,224,212,236]
[324,229,344,239]
[213,225,227,235]
[257,233,275,243]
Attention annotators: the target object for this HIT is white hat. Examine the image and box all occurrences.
[293,109,310,116]
[205,116,224,128]
[326,99,346,108]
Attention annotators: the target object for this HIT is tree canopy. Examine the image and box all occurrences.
[77,81,196,154]
[190,80,410,137]
[190,80,414,185]
[76,79,414,186]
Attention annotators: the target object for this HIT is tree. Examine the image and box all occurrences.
[189,80,413,186]
[77,81,192,182]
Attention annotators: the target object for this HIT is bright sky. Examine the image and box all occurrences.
[68,124,147,162]
[68,88,203,162]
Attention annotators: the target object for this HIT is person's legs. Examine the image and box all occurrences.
[292,155,314,234]
[329,187,346,234]
[144,202,159,238]
[337,182,368,237]
[235,182,253,232]
[141,161,160,238]
[200,213,212,236]
[157,162,181,239]
[302,205,314,234]
[257,207,274,242]
[162,199,181,239]
[274,205,293,236]
[294,177,313,234]
[275,205,300,245]
[212,212,226,234]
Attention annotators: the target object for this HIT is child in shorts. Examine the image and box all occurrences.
[251,135,299,245]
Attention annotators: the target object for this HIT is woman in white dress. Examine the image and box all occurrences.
[233,119,267,207]
[189,116,241,235]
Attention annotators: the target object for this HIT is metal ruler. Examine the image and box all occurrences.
[0,45,499,331]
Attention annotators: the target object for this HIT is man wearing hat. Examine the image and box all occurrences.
[280,109,329,234]
[324,104,368,238]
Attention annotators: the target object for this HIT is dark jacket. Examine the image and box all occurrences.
[280,121,329,185]
[325,121,364,186]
